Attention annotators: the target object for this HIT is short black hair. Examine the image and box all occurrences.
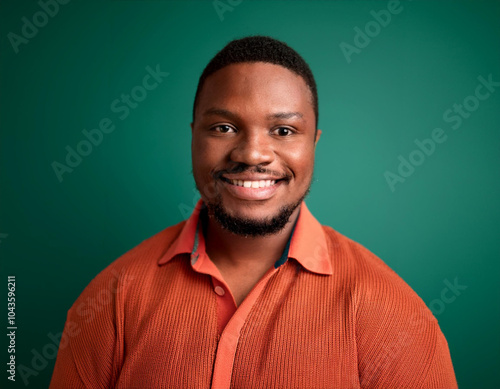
[192,35,318,129]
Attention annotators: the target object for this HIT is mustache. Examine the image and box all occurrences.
[214,164,290,181]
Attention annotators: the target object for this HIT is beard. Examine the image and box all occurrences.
[202,182,311,238]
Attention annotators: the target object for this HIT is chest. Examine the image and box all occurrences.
[115,261,360,388]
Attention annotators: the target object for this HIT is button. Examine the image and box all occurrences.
[214,286,225,296]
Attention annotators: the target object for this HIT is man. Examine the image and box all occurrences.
[50,36,458,388]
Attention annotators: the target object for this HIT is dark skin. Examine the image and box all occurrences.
[191,62,321,306]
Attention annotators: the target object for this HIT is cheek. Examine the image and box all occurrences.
[192,141,209,182]
[191,151,217,201]
[192,137,226,179]
[281,144,316,177]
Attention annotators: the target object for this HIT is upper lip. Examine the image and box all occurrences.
[221,174,285,181]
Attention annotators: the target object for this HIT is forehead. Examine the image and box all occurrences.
[195,62,314,120]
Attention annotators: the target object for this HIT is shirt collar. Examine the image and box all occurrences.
[158,199,332,276]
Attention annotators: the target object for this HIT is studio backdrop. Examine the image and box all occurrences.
[1,0,499,388]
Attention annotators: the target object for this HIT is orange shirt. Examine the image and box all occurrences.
[50,200,458,388]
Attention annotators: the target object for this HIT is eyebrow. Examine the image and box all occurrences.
[203,108,304,121]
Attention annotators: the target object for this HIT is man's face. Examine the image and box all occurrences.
[191,62,321,236]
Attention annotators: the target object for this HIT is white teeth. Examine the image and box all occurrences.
[228,179,278,188]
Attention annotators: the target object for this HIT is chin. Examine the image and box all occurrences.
[222,202,274,219]
[205,194,302,237]
[226,194,284,211]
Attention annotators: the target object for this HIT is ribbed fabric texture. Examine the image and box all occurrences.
[49,220,458,389]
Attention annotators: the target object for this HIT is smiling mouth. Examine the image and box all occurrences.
[220,177,284,188]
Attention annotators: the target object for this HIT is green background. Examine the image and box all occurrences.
[1,0,499,387]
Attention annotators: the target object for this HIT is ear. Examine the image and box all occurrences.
[314,129,322,147]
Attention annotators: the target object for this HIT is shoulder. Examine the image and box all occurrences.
[320,226,457,386]
[53,220,187,387]
[321,225,436,327]
[69,220,186,310]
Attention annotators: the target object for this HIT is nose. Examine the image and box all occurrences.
[229,130,275,166]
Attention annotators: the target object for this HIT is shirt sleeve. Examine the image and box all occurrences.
[355,275,458,388]
[420,325,458,388]
[49,310,87,389]
[49,266,125,389]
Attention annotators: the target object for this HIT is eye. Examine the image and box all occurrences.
[212,125,236,133]
[272,127,294,136]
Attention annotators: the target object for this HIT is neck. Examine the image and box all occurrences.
[204,204,301,272]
